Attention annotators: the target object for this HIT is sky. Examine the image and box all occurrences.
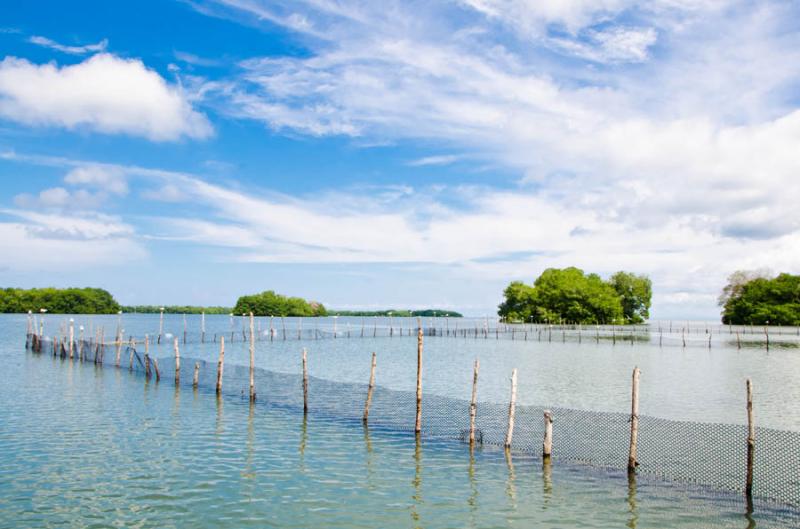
[0,0,799,318]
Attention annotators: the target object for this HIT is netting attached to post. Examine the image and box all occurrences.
[25,333,800,512]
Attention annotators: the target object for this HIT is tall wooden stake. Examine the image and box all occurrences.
[746,378,755,507]
[628,367,641,473]
[469,359,479,444]
[363,352,377,423]
[415,320,423,433]
[68,319,74,359]
[504,368,518,448]
[193,362,200,388]
[216,336,225,395]
[302,348,309,414]
[249,312,256,402]
[174,337,181,385]
[543,410,553,459]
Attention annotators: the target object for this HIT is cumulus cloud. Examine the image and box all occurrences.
[0,53,213,141]
[29,35,108,55]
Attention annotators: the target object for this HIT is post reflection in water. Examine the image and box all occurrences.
[215,394,224,439]
[242,402,256,481]
[542,457,553,507]
[411,433,423,529]
[627,472,639,529]
[362,424,375,490]
[467,444,478,521]
[504,448,517,510]
[299,413,308,473]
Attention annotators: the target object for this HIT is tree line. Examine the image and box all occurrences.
[233,290,328,317]
[327,309,463,317]
[121,305,232,314]
[498,268,652,324]
[0,288,121,314]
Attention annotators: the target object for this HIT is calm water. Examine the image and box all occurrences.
[2,314,798,527]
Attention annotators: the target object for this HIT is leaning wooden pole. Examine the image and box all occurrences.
[363,352,377,423]
[249,312,256,402]
[415,321,423,433]
[746,378,755,506]
[174,337,181,385]
[302,348,309,414]
[469,359,479,445]
[504,368,518,448]
[627,366,641,473]
[216,336,225,395]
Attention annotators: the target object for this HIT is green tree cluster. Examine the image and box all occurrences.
[0,287,120,314]
[497,268,651,324]
[121,305,232,314]
[233,291,327,317]
[327,309,462,317]
[720,272,800,325]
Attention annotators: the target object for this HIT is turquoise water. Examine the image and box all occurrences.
[2,314,798,527]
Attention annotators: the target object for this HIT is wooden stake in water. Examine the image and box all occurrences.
[249,312,256,402]
[363,352,377,423]
[216,336,225,395]
[193,362,200,389]
[68,318,74,359]
[543,410,553,459]
[415,320,423,433]
[469,359,479,445]
[628,367,641,473]
[746,378,755,506]
[302,348,309,414]
[504,368,518,448]
[129,337,135,371]
[174,337,181,385]
[201,311,206,343]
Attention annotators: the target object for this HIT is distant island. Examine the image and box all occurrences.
[327,309,463,317]
[0,287,120,314]
[121,305,232,314]
[498,267,652,325]
[719,271,800,325]
[1,287,463,318]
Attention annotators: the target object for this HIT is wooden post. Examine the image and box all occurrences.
[302,348,309,414]
[363,352,377,423]
[543,410,553,459]
[68,319,74,359]
[627,367,640,473]
[249,312,256,402]
[201,311,206,343]
[153,357,161,382]
[746,378,755,503]
[415,320,423,433]
[193,362,200,388]
[504,368,518,448]
[129,337,135,370]
[469,359,479,444]
[174,337,181,385]
[216,336,225,395]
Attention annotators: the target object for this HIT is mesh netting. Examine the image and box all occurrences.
[25,333,800,512]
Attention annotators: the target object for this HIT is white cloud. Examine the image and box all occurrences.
[29,35,108,55]
[549,26,658,63]
[0,53,213,141]
[407,154,461,167]
[64,165,128,195]
[0,209,145,270]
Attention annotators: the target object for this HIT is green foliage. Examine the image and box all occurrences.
[498,267,651,324]
[720,272,800,325]
[121,305,232,314]
[0,287,120,314]
[233,291,327,317]
[327,309,463,317]
[609,271,652,324]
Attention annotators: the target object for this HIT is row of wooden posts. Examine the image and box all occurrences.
[26,312,759,507]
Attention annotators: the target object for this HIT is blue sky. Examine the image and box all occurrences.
[1,0,799,318]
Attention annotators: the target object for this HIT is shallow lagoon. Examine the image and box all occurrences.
[2,314,798,528]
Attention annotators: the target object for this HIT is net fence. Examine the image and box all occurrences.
[25,333,800,513]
